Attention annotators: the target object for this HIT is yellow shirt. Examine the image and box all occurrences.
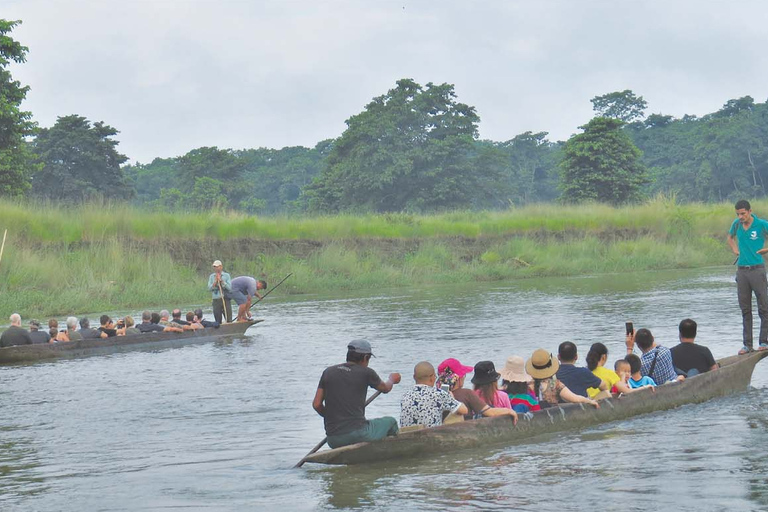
[587,366,620,398]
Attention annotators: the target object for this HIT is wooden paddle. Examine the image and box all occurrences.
[0,229,7,269]
[294,389,382,468]
[249,272,293,310]
[217,281,227,323]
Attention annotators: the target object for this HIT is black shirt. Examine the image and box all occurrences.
[137,322,165,333]
[0,326,33,347]
[29,330,51,344]
[79,327,102,339]
[98,327,117,337]
[671,342,717,374]
[318,363,382,436]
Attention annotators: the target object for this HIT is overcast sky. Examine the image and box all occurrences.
[4,0,768,163]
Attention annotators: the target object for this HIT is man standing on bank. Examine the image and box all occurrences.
[727,199,768,354]
[208,260,233,324]
[312,340,401,449]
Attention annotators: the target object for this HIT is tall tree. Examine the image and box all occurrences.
[31,115,131,201]
[560,117,649,204]
[305,78,495,213]
[0,19,37,197]
[591,90,648,123]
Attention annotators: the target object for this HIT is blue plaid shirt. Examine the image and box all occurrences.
[640,345,677,384]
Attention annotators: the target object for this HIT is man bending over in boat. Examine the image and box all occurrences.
[230,276,266,322]
[400,361,468,428]
[313,340,401,449]
[671,318,718,377]
[626,328,684,384]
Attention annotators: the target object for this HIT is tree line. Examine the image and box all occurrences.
[2,19,767,214]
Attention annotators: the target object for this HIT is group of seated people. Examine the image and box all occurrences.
[0,309,220,347]
[398,318,718,429]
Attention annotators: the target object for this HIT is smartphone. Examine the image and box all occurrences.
[625,321,634,335]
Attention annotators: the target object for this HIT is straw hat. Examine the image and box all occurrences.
[525,349,560,379]
[499,355,532,383]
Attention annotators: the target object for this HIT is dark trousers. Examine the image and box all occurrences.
[737,266,768,347]
[212,297,233,324]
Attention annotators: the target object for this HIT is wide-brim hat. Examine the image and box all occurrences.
[499,355,532,383]
[525,349,560,379]
[471,360,501,386]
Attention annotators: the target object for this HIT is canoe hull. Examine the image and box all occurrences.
[0,320,261,365]
[304,351,768,465]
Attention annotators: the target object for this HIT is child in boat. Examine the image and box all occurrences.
[500,355,540,413]
[626,354,656,388]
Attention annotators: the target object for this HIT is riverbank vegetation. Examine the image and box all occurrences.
[0,197,745,318]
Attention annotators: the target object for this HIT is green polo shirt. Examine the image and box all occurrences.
[730,214,768,266]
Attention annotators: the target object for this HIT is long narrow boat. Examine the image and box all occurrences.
[303,350,768,465]
[0,319,262,365]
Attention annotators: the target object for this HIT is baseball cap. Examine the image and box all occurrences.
[347,339,374,356]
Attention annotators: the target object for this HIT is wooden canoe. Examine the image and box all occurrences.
[0,319,262,365]
[303,350,768,465]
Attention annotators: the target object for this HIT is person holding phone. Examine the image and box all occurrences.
[727,199,768,354]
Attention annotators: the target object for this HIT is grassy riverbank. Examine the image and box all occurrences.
[0,197,749,318]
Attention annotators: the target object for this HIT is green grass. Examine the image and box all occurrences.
[0,196,744,319]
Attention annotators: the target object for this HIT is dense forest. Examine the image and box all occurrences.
[2,19,767,214]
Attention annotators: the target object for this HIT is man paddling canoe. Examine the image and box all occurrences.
[208,260,233,324]
[727,199,768,354]
[312,340,401,449]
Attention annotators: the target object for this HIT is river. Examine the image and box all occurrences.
[1,267,767,511]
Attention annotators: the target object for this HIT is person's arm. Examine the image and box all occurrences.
[312,388,325,417]
[560,385,600,408]
[375,373,401,393]
[163,325,183,333]
[483,407,514,417]
[727,233,740,256]
[208,274,218,292]
[625,332,635,355]
[221,274,232,292]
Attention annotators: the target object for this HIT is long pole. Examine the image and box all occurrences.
[250,272,293,310]
[217,281,228,323]
[294,390,382,468]
[0,229,7,269]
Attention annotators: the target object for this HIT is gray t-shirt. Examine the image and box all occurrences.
[231,276,258,297]
[318,362,383,436]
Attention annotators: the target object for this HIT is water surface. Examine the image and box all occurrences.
[1,267,767,511]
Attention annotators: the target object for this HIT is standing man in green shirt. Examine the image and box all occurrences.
[208,260,233,324]
[727,199,768,354]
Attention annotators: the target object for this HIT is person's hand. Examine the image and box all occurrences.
[625,332,635,354]
[389,372,402,385]
[758,249,768,255]
[511,410,518,425]
[676,375,686,382]
[588,399,600,409]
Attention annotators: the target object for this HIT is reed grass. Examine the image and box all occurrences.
[0,196,744,318]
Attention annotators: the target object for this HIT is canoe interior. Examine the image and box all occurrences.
[0,319,262,365]
[303,350,768,466]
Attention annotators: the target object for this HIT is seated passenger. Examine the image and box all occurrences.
[585,343,621,399]
[0,313,32,347]
[671,318,718,377]
[437,358,516,421]
[526,349,600,409]
[556,341,608,399]
[171,309,189,326]
[472,361,519,424]
[185,312,203,330]
[49,318,69,342]
[626,354,656,388]
[626,328,684,384]
[400,361,468,428]
[79,318,107,339]
[66,316,83,341]
[98,315,118,337]
[194,308,219,328]
[28,319,51,344]
[138,311,167,333]
[500,355,541,413]
[121,316,140,336]
[158,310,171,326]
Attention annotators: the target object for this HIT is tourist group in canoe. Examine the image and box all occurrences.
[0,260,267,348]
[308,199,768,454]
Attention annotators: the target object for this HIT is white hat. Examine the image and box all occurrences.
[212,260,223,267]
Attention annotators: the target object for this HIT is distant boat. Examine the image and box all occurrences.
[303,351,768,465]
[0,320,262,365]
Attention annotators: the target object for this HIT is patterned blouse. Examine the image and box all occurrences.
[400,385,462,428]
[535,376,565,407]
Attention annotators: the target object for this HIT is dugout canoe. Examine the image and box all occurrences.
[0,320,262,365]
[302,350,768,465]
